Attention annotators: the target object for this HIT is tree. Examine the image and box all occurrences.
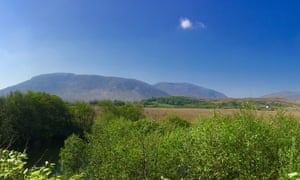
[69,102,95,136]
[1,91,73,148]
[0,91,77,165]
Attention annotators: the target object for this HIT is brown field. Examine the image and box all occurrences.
[144,107,300,121]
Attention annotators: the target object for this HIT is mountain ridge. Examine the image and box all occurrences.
[0,73,227,101]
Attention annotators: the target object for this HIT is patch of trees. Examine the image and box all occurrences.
[141,96,217,108]
[0,91,95,164]
[140,96,286,109]
[97,100,145,121]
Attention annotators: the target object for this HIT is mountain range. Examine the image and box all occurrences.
[0,73,227,101]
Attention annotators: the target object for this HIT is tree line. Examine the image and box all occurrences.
[140,96,287,110]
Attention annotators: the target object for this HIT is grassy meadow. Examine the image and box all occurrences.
[144,107,300,121]
[145,107,260,121]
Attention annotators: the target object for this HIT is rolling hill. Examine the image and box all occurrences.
[263,91,300,100]
[0,73,227,101]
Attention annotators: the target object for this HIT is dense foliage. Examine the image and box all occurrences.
[0,91,72,148]
[97,100,145,121]
[0,91,95,164]
[60,102,300,179]
[2,92,300,179]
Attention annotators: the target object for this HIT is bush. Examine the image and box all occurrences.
[59,134,87,178]
[159,114,190,133]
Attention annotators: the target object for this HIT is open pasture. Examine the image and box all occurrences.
[144,107,300,121]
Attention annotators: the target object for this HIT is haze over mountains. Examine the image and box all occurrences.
[1,73,299,101]
[155,82,227,99]
[0,73,227,101]
[263,91,300,100]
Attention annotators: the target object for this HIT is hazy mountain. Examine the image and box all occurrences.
[0,73,168,101]
[0,73,228,101]
[154,82,227,98]
[263,91,300,100]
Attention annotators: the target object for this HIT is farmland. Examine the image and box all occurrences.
[144,107,300,121]
[142,96,300,121]
[144,107,269,121]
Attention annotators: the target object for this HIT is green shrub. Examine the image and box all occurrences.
[160,114,190,133]
[59,134,87,178]
[0,148,59,179]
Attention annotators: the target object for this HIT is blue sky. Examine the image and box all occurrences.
[0,0,300,97]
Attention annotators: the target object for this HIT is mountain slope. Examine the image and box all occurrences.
[263,91,300,100]
[154,82,227,98]
[0,73,169,101]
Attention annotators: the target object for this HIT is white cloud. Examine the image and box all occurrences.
[179,17,206,30]
[180,17,193,30]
